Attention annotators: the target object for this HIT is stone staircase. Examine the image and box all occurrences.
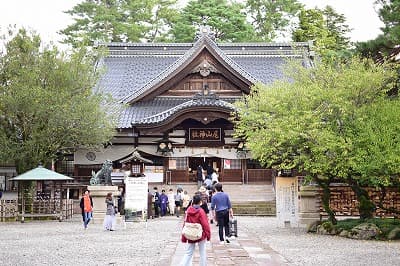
[231,201,276,216]
[152,183,276,216]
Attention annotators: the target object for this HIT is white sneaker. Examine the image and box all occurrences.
[226,236,234,241]
[219,241,224,245]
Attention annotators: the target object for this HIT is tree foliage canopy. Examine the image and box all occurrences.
[170,0,255,42]
[60,0,178,46]
[246,0,303,41]
[376,0,400,44]
[0,29,116,172]
[234,57,399,188]
[292,6,351,59]
[354,1,399,59]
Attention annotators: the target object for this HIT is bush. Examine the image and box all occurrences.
[332,218,400,240]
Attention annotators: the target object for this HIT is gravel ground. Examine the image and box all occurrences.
[1,216,399,266]
[240,217,400,266]
[0,216,181,266]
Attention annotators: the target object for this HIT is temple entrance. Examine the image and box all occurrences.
[188,157,221,182]
[167,152,245,184]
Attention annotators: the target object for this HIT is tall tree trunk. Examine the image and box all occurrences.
[349,179,375,220]
[316,177,337,224]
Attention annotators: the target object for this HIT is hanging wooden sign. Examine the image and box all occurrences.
[189,128,221,141]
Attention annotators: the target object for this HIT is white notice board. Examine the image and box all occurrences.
[276,177,298,227]
[124,176,148,213]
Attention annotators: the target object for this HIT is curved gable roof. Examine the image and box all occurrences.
[97,39,313,129]
[120,35,257,104]
[136,97,235,126]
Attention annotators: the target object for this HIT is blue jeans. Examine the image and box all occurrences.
[84,212,92,228]
[180,240,207,266]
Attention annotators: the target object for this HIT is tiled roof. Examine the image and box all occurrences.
[97,36,313,129]
[118,96,238,128]
[98,55,179,101]
[120,35,259,104]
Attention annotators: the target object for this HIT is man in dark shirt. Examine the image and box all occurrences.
[196,165,204,189]
[153,187,160,218]
[211,183,233,244]
[206,163,213,179]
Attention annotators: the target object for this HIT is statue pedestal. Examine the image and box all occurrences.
[298,185,320,228]
[87,185,121,223]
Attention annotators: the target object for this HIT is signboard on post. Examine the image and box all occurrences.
[124,176,148,221]
[276,177,298,227]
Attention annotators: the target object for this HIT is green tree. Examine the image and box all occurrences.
[246,0,303,41]
[147,0,179,42]
[61,0,177,46]
[0,28,116,173]
[376,0,400,44]
[170,0,256,42]
[292,7,351,59]
[322,5,351,50]
[292,8,335,53]
[354,1,399,60]
[234,57,398,221]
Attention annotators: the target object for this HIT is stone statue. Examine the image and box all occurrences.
[90,160,113,185]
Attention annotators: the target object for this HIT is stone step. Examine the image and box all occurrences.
[232,201,276,216]
[149,183,277,213]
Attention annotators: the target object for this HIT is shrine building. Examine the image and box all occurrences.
[71,28,314,185]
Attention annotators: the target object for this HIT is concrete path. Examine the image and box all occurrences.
[167,219,287,265]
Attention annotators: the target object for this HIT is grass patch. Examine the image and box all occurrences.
[333,218,400,239]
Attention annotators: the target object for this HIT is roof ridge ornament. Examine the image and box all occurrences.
[195,24,216,41]
[193,84,219,101]
[191,59,219,77]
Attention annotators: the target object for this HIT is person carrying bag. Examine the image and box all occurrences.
[180,194,211,266]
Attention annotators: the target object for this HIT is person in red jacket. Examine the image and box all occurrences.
[180,194,211,266]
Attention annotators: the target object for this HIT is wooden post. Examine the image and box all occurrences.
[20,182,25,223]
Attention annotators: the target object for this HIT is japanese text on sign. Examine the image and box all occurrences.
[189,128,221,141]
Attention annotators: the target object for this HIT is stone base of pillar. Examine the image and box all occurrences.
[87,185,122,224]
[298,185,320,228]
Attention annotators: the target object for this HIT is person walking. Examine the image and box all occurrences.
[196,164,204,189]
[167,188,175,215]
[174,189,182,217]
[206,163,213,180]
[103,192,116,231]
[153,187,160,218]
[147,189,153,219]
[198,186,210,217]
[211,183,233,244]
[180,194,211,266]
[159,189,169,217]
[182,190,191,213]
[117,187,124,214]
[79,189,93,229]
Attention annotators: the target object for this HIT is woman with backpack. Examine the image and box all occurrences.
[180,194,211,266]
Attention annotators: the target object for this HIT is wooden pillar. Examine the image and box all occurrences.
[20,181,25,223]
[241,159,247,184]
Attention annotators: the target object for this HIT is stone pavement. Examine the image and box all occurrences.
[167,218,288,266]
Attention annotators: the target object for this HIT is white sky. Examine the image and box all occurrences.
[0,0,384,48]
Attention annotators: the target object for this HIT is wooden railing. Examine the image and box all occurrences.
[0,199,18,222]
[0,199,74,222]
[246,169,275,184]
